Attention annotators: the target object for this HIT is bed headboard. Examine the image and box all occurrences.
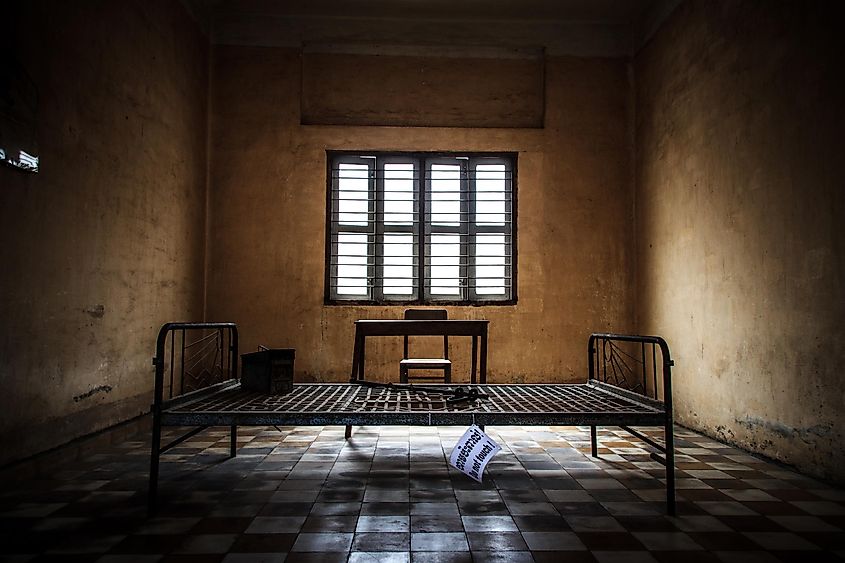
[588,333,674,404]
[152,322,239,406]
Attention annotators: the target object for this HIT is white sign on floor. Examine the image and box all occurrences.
[449,425,501,482]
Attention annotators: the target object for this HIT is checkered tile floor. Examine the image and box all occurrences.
[1,424,844,562]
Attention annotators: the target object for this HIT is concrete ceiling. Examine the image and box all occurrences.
[190,0,655,24]
[183,0,680,56]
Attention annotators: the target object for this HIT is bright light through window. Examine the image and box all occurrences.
[328,153,514,304]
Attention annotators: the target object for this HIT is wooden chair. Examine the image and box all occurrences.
[400,309,451,383]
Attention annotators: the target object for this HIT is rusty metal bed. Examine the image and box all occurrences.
[148,323,675,515]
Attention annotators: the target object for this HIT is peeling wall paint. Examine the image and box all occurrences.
[72,385,113,403]
[735,416,832,444]
[84,305,106,319]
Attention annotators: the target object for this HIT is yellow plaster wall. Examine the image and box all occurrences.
[635,0,845,481]
[207,46,636,384]
[0,0,209,464]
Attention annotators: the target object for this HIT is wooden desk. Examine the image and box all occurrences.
[349,319,489,384]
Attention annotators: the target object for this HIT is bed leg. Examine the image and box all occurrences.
[345,425,352,439]
[230,425,238,457]
[148,413,161,515]
[665,420,676,516]
[590,425,598,457]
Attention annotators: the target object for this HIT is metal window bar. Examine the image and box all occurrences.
[374,162,385,301]
[424,158,469,301]
[329,154,513,302]
[330,157,375,300]
[380,156,420,299]
[472,157,512,299]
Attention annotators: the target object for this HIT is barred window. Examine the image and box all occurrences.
[326,152,516,304]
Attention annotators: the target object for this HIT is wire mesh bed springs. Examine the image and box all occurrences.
[147,323,676,515]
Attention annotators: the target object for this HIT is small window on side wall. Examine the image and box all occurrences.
[326,151,516,305]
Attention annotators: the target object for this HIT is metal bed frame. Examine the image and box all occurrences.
[148,323,675,514]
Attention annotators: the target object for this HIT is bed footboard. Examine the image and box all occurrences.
[588,333,676,515]
[149,322,239,514]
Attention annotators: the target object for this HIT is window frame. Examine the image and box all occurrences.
[325,150,517,306]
